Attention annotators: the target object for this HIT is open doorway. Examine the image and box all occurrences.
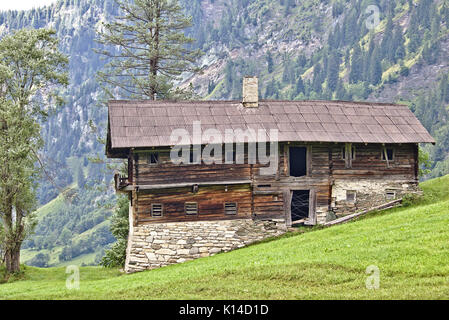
[291,190,310,224]
[289,147,307,177]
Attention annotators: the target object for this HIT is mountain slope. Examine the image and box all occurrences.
[1,175,449,299]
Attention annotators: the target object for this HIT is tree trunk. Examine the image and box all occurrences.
[4,245,21,273]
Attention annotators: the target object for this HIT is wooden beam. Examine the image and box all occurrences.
[323,199,402,226]
[122,180,252,191]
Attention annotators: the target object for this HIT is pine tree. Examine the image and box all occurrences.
[369,47,383,85]
[295,76,305,96]
[266,51,274,73]
[349,43,363,84]
[96,0,202,100]
[381,15,394,61]
[77,166,85,189]
[312,63,323,93]
[408,8,421,53]
[327,50,340,91]
[392,25,405,62]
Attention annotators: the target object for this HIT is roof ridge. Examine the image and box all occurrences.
[108,99,409,108]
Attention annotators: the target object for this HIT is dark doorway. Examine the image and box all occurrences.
[291,190,310,223]
[289,147,307,177]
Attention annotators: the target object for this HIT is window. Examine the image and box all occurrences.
[346,191,356,203]
[382,148,394,161]
[386,190,396,200]
[224,202,238,215]
[185,202,198,215]
[151,204,163,217]
[289,147,307,177]
[143,152,159,165]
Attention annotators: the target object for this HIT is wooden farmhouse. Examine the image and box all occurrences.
[106,77,435,272]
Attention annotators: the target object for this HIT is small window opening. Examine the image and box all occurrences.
[224,202,238,215]
[382,148,394,161]
[346,191,356,203]
[386,190,396,200]
[151,204,163,217]
[185,202,198,215]
[289,147,307,177]
[144,152,159,165]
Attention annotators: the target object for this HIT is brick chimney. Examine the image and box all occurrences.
[242,76,259,108]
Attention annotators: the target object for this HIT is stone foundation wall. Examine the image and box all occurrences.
[329,178,419,221]
[125,218,287,273]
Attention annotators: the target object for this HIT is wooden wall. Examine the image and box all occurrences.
[133,150,252,186]
[130,142,418,225]
[330,143,417,180]
[136,184,252,224]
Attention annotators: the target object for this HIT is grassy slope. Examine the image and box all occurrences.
[2,175,449,300]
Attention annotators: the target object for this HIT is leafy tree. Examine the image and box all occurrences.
[28,253,50,268]
[100,195,129,268]
[419,148,432,177]
[0,29,68,274]
[95,0,202,100]
[59,227,72,246]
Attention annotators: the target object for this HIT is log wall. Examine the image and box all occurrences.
[130,142,419,225]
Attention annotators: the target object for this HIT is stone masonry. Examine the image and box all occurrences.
[328,178,420,222]
[125,218,287,273]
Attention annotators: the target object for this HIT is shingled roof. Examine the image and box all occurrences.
[106,100,435,157]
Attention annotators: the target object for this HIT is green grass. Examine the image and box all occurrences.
[2,176,449,299]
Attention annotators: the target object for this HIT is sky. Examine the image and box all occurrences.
[0,0,58,11]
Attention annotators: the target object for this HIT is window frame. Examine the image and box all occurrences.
[141,152,159,165]
[346,190,357,203]
[224,202,238,215]
[385,190,397,200]
[151,203,163,217]
[288,145,311,178]
[184,202,199,216]
[381,148,395,162]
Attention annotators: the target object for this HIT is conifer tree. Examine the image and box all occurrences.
[266,51,274,73]
[392,25,405,62]
[369,47,383,85]
[295,76,305,96]
[349,43,363,84]
[327,50,340,91]
[312,63,323,93]
[381,15,394,62]
[96,0,202,100]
